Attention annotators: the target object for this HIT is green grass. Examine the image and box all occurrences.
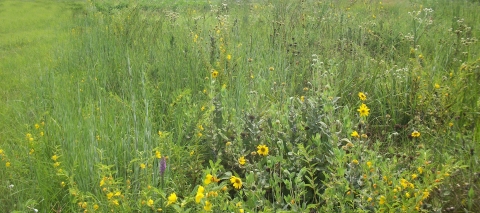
[0,0,479,212]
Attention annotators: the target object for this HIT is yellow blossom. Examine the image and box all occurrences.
[411,131,421,138]
[51,155,58,161]
[107,192,114,200]
[204,174,213,185]
[80,202,88,209]
[358,92,367,101]
[230,176,243,189]
[147,199,154,207]
[53,162,61,168]
[35,124,40,129]
[418,167,423,174]
[367,197,373,202]
[140,163,146,169]
[367,161,372,168]
[257,145,269,156]
[238,156,246,165]
[167,193,177,205]
[422,190,430,199]
[195,192,204,203]
[434,83,440,89]
[352,159,359,165]
[351,131,359,138]
[405,192,411,198]
[5,162,10,168]
[357,104,370,117]
[411,173,418,180]
[226,54,232,60]
[197,185,205,194]
[204,201,212,211]
[379,196,386,205]
[211,70,219,78]
[155,151,161,159]
[300,96,305,102]
[93,204,99,210]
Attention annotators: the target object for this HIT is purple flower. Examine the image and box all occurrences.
[159,157,167,176]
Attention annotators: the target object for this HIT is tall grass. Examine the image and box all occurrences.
[1,0,479,212]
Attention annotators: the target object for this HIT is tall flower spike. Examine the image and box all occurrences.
[159,157,167,176]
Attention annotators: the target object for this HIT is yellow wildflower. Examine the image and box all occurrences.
[351,131,359,138]
[352,159,359,165]
[167,193,177,205]
[140,163,146,169]
[155,151,161,159]
[411,131,421,138]
[411,173,418,180]
[422,190,430,199]
[204,201,212,211]
[358,92,367,101]
[257,145,269,156]
[204,174,213,185]
[230,176,243,189]
[211,70,219,78]
[147,199,154,207]
[379,196,386,205]
[93,204,99,210]
[357,104,370,117]
[51,155,58,161]
[238,156,246,165]
[434,83,440,89]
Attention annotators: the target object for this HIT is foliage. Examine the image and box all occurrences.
[1,0,479,212]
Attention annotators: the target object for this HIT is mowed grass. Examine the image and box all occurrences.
[0,0,78,211]
[0,0,479,212]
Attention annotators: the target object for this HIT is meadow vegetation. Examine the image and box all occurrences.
[0,0,479,212]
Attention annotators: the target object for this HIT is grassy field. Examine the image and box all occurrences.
[0,0,479,212]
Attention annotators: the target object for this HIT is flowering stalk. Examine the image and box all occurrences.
[159,157,167,189]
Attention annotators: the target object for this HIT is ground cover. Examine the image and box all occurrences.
[0,0,479,212]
